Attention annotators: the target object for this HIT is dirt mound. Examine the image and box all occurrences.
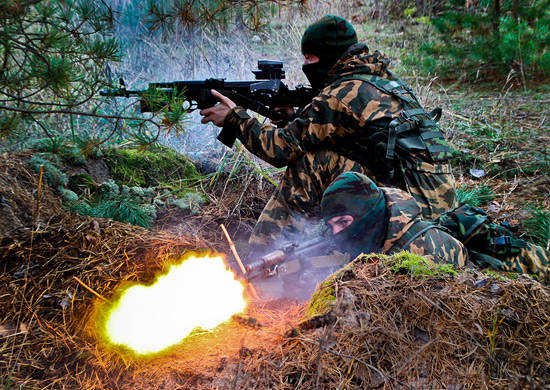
[207,256,549,389]
[0,152,62,236]
[2,152,548,389]
[0,209,207,389]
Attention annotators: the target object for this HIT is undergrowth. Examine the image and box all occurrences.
[28,154,68,189]
[524,206,550,249]
[66,180,158,228]
[104,146,199,194]
[403,0,550,81]
[456,184,496,207]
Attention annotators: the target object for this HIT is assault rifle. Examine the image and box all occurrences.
[99,60,314,147]
[244,235,347,282]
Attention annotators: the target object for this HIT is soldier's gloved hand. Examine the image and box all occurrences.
[199,89,236,127]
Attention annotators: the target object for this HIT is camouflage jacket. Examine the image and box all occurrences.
[381,187,467,267]
[221,43,456,218]
[222,43,403,175]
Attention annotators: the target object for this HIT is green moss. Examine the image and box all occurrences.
[304,262,358,319]
[484,270,511,281]
[104,146,199,189]
[389,251,458,277]
[305,284,336,319]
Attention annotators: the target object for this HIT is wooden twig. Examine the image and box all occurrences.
[33,164,44,221]
[220,224,260,299]
[221,224,247,275]
[73,276,107,302]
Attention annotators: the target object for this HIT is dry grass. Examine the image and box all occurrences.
[219,257,550,389]
[1,149,549,389]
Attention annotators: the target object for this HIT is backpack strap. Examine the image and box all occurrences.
[490,235,528,256]
[336,74,451,163]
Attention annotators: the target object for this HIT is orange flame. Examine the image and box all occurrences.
[103,254,246,355]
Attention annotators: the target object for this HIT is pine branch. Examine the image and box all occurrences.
[0,105,162,128]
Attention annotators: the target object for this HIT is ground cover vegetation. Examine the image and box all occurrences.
[406,0,550,82]
[0,0,549,388]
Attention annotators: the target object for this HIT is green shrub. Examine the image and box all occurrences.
[67,180,157,228]
[169,193,207,215]
[524,206,550,249]
[407,0,550,80]
[27,154,68,189]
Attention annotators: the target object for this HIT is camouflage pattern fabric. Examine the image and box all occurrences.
[436,204,549,284]
[248,150,367,247]
[381,187,467,267]
[221,43,456,247]
[498,244,549,284]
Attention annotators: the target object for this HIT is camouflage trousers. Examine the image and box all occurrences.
[249,150,367,247]
[502,244,549,284]
[471,244,549,285]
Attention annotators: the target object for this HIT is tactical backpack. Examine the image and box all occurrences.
[341,73,452,164]
[435,204,549,284]
[339,73,455,219]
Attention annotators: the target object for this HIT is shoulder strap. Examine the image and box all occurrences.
[337,74,451,163]
[338,74,420,105]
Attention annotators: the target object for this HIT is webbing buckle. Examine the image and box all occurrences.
[401,110,420,125]
[494,236,513,247]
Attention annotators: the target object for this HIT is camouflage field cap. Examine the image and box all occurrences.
[321,172,388,255]
[301,15,358,58]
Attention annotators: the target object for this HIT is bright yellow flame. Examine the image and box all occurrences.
[104,254,246,355]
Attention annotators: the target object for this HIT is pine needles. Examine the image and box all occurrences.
[524,205,550,250]
[67,181,157,228]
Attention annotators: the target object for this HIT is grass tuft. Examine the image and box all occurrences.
[524,205,550,250]
[456,184,496,207]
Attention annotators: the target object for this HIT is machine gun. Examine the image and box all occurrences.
[244,235,346,282]
[99,60,314,147]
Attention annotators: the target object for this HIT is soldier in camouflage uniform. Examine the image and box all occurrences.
[200,15,457,249]
[323,172,549,284]
[322,171,467,266]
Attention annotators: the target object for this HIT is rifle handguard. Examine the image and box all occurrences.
[245,250,286,281]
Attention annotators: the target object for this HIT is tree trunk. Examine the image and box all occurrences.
[513,0,519,23]
[492,0,501,38]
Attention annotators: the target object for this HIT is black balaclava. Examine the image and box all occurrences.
[301,15,358,90]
